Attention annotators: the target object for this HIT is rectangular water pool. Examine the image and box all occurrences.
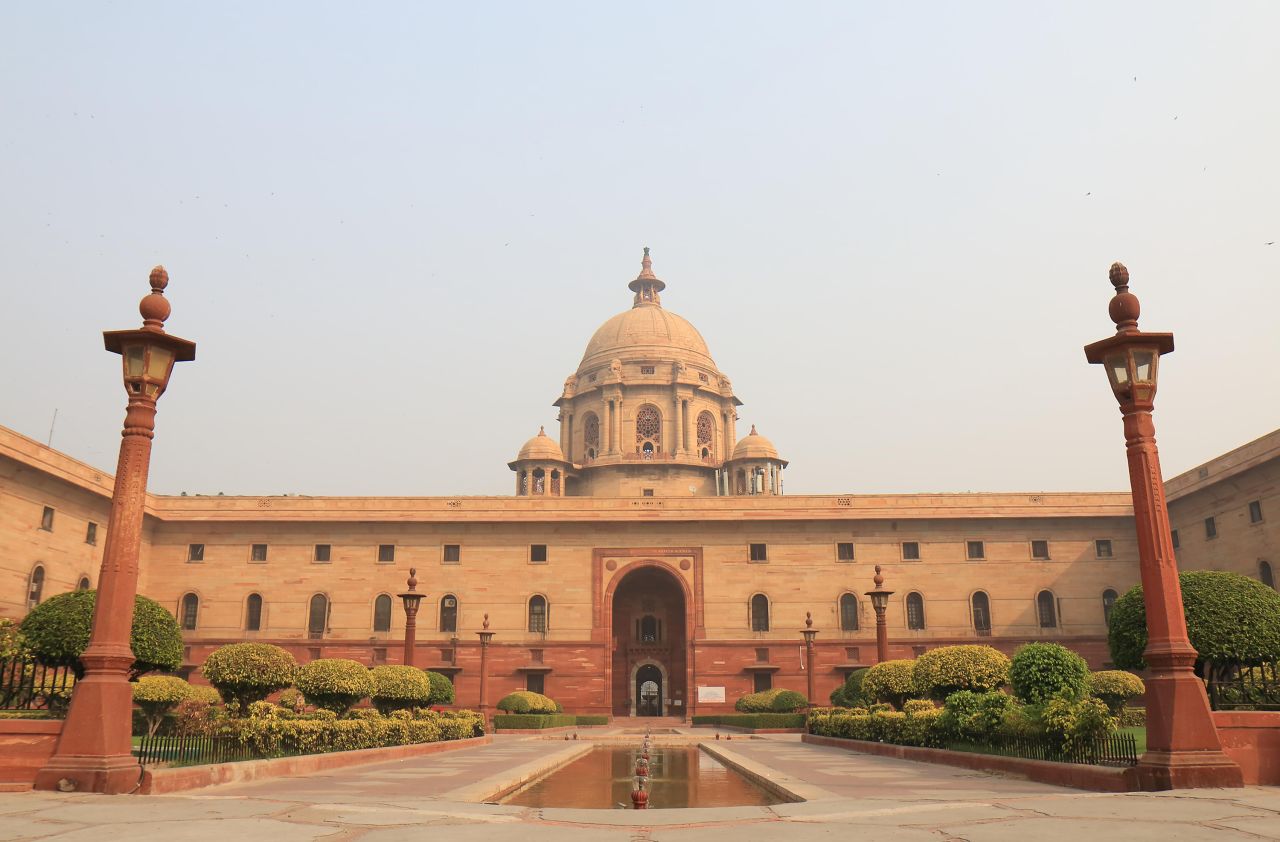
[502,746,784,809]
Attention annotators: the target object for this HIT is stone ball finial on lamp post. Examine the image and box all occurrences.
[865,566,893,664]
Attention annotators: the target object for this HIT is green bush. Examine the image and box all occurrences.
[902,699,936,714]
[132,676,194,736]
[691,713,807,729]
[1119,707,1146,727]
[0,617,25,660]
[424,671,455,706]
[912,645,1010,700]
[222,708,479,755]
[807,706,942,747]
[1041,695,1117,754]
[495,690,558,714]
[862,660,917,708]
[574,715,609,726]
[1087,670,1146,715]
[735,688,808,713]
[938,690,1015,742]
[1108,571,1280,682]
[295,658,376,715]
[1009,643,1089,704]
[493,713,576,729]
[830,668,869,707]
[201,643,297,712]
[369,666,432,714]
[19,591,182,679]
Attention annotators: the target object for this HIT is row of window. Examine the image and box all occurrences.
[1187,499,1266,545]
[176,592,551,635]
[749,539,1116,563]
[36,507,99,544]
[186,543,547,564]
[24,566,91,608]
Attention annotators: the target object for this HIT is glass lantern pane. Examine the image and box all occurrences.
[124,345,145,377]
[1106,354,1129,387]
[1133,350,1155,383]
[146,346,174,380]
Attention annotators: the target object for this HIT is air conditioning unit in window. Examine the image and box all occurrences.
[444,598,456,608]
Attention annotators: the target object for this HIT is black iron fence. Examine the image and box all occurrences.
[135,733,260,767]
[0,656,75,713]
[1206,662,1280,711]
[963,732,1139,768]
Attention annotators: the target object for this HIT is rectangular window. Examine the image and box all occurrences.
[85,522,98,545]
[749,543,768,562]
[1095,539,1113,558]
[640,366,655,375]
[1171,529,1180,549]
[642,488,654,497]
[377,544,396,563]
[250,543,268,562]
[443,544,461,563]
[526,672,545,694]
[844,646,861,662]
[314,544,331,563]
[837,542,855,562]
[1249,500,1264,523]
[1030,540,1050,560]
[187,543,204,562]
[901,541,920,561]
[530,544,548,563]
[1205,517,1217,539]
[966,540,985,560]
[755,647,769,663]
[440,648,454,664]
[530,648,544,664]
[753,672,772,693]
[40,506,54,531]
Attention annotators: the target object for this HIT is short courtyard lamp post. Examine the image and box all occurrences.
[36,266,196,794]
[477,613,495,725]
[866,565,893,664]
[1084,262,1241,790]
[800,612,818,706]
[398,568,423,668]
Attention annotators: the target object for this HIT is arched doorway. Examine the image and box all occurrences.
[610,565,687,718]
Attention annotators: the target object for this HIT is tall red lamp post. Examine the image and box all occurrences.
[1084,262,1241,790]
[398,568,423,668]
[477,613,494,724]
[800,612,817,705]
[866,565,893,664]
[35,267,195,794]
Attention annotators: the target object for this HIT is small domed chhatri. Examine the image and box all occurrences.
[514,426,567,463]
[725,425,788,496]
[732,425,780,461]
[508,427,571,497]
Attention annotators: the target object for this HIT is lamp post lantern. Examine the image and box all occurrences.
[1084,262,1241,790]
[865,565,893,664]
[35,267,195,794]
[800,611,818,705]
[477,613,495,725]
[398,568,423,668]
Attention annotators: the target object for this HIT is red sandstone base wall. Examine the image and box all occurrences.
[0,719,63,787]
[1214,711,1280,785]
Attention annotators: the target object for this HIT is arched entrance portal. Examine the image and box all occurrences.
[611,565,687,717]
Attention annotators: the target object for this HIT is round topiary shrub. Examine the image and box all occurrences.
[861,660,918,708]
[369,665,432,714]
[201,643,297,712]
[1087,670,1146,715]
[1108,570,1280,682]
[495,690,557,714]
[1009,642,1089,704]
[187,684,222,705]
[295,658,376,715]
[132,675,193,736]
[19,590,182,679]
[912,645,1010,700]
[424,670,455,706]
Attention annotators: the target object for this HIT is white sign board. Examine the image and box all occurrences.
[697,686,726,703]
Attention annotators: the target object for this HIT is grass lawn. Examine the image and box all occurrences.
[1122,725,1146,754]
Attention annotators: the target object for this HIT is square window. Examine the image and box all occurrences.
[966,540,985,560]
[530,544,548,563]
[85,522,98,545]
[250,543,268,562]
[1172,529,1180,549]
[187,543,204,562]
[642,488,654,497]
[1095,539,1113,558]
[40,506,54,531]
[526,672,545,694]
[530,648,544,664]
[1249,500,1264,524]
[378,544,396,563]
[1030,540,1050,560]
[1204,517,1217,540]
[901,541,920,561]
[755,647,769,663]
[314,544,331,563]
[749,543,768,562]
[753,672,772,693]
[912,645,928,657]
[844,646,861,662]
[837,542,855,562]
[440,648,454,664]
[443,544,461,563]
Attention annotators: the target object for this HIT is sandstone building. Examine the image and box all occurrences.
[2,252,1275,717]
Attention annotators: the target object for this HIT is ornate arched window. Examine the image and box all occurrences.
[1102,589,1119,624]
[750,593,770,632]
[180,593,199,631]
[532,467,546,494]
[1037,590,1058,628]
[1260,561,1274,590]
[635,405,661,456]
[373,594,393,632]
[583,412,600,460]
[971,591,992,635]
[735,469,747,495]
[697,411,715,459]
[246,593,263,631]
[528,595,547,633]
[518,470,528,496]
[839,593,859,631]
[551,470,561,495]
[76,575,91,591]
[308,593,329,639]
[906,592,926,630]
[27,565,45,608]
[440,594,458,633]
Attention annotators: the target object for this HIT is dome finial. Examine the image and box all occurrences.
[628,247,666,307]
[749,424,758,436]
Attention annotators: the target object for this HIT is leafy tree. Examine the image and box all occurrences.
[201,643,296,712]
[295,658,376,715]
[1087,670,1146,715]
[1009,643,1089,704]
[861,660,918,708]
[369,665,432,714]
[912,645,1010,700]
[20,591,182,679]
[133,676,193,736]
[424,670,455,706]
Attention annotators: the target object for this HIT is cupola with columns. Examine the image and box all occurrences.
[508,426,573,496]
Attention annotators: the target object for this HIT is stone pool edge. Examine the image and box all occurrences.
[698,741,835,804]
[447,741,595,803]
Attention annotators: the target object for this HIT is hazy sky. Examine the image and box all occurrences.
[1,2,1276,497]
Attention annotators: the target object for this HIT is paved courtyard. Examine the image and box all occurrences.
[1,734,1277,841]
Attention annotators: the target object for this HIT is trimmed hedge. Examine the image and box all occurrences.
[1009,643,1089,704]
[735,687,808,713]
[133,676,194,736]
[295,658,376,715]
[574,715,609,726]
[495,690,558,714]
[912,645,1010,700]
[424,670,455,706]
[861,659,918,707]
[1088,670,1146,715]
[20,591,182,679]
[691,713,806,729]
[370,666,432,714]
[807,707,942,747]
[201,643,297,712]
[493,714,576,729]
[220,708,483,755]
